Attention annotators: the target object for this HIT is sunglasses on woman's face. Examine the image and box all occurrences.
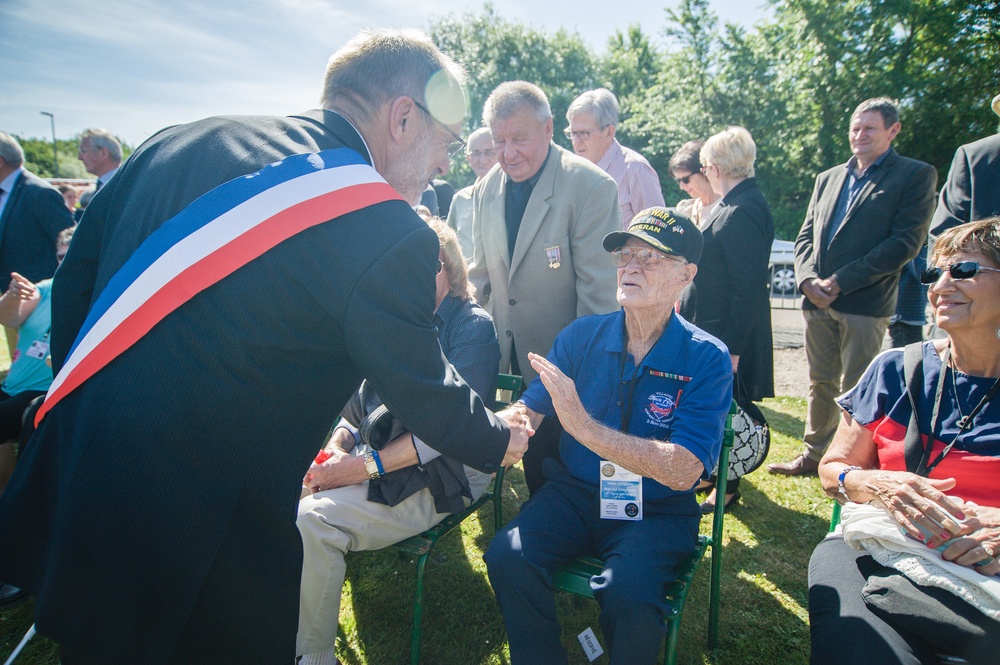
[919,261,1000,284]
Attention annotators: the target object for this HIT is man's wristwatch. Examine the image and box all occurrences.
[363,451,381,481]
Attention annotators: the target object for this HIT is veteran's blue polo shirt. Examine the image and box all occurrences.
[521,310,733,502]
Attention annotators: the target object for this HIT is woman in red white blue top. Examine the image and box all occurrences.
[809,217,1000,664]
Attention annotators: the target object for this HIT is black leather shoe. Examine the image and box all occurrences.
[767,453,820,476]
[0,583,28,608]
[700,490,740,515]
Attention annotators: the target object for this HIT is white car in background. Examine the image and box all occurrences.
[769,239,798,296]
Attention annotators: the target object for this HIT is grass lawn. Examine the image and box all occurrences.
[0,396,832,664]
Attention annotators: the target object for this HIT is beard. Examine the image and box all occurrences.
[382,130,437,205]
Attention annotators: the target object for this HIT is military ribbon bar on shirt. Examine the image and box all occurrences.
[35,147,402,425]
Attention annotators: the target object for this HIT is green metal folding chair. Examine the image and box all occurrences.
[550,399,738,665]
[390,373,524,665]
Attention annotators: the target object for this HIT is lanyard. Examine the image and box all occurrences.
[920,346,1000,475]
[617,317,643,433]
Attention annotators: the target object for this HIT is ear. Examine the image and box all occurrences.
[682,263,698,285]
[606,124,617,140]
[886,121,902,142]
[387,96,418,145]
[543,116,554,141]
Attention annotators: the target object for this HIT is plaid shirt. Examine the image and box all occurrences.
[597,140,665,229]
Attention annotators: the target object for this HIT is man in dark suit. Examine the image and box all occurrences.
[0,133,74,293]
[769,97,936,476]
[0,29,530,664]
[929,93,1000,239]
[0,132,75,357]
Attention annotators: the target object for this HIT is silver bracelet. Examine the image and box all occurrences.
[838,466,863,502]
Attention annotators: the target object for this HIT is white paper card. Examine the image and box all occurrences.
[599,461,642,520]
[577,627,604,661]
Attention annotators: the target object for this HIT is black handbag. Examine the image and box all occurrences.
[716,372,770,480]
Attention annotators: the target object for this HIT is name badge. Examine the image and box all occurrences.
[599,461,642,520]
[26,340,50,360]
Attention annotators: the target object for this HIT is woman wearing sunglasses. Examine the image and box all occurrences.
[667,140,720,228]
[808,216,1000,664]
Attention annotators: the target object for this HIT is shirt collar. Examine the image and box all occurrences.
[0,166,23,194]
[846,146,893,177]
[596,139,623,172]
[505,144,552,190]
[603,309,685,373]
[435,292,457,319]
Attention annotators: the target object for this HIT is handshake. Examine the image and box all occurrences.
[497,403,535,468]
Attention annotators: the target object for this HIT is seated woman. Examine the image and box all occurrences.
[295,219,502,665]
[485,207,733,664]
[808,217,1000,665]
[0,226,73,495]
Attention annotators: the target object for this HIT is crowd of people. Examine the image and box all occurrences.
[0,25,997,665]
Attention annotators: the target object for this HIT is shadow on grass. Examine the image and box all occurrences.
[340,504,511,665]
[759,401,805,441]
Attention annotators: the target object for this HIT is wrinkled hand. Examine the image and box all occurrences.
[528,352,591,440]
[5,273,37,301]
[303,447,366,493]
[934,501,1000,577]
[498,406,532,467]
[867,471,968,543]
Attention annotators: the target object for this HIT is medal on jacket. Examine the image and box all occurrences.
[545,245,561,269]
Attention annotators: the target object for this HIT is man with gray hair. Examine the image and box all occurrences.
[447,126,497,257]
[77,128,122,190]
[0,29,530,664]
[769,97,936,476]
[470,80,620,495]
[566,87,664,229]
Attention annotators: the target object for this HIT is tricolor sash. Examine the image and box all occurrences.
[36,147,402,425]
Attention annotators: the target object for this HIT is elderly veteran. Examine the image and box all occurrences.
[808,217,1000,664]
[485,207,733,665]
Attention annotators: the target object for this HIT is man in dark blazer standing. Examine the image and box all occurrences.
[929,93,1000,239]
[0,132,75,357]
[0,29,530,664]
[769,97,936,476]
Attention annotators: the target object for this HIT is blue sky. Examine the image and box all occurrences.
[1,0,771,147]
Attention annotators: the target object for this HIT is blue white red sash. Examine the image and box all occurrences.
[36,147,402,424]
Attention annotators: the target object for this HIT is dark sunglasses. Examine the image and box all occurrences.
[919,261,1000,284]
[674,174,694,185]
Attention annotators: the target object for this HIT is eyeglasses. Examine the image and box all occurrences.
[467,149,496,160]
[919,261,1000,284]
[563,127,605,141]
[674,174,695,185]
[611,247,684,271]
[413,99,466,158]
[436,259,445,275]
[78,147,101,154]
[699,164,715,175]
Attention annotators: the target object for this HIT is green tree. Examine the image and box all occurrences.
[430,3,598,188]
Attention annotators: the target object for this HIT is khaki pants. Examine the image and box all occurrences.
[295,463,490,659]
[802,308,889,461]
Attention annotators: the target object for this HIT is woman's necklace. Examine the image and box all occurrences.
[950,358,971,430]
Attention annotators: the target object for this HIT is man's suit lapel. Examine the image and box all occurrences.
[489,180,510,274]
[835,150,897,243]
[509,145,556,276]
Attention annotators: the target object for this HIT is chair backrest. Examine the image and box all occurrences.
[711,400,739,538]
[495,373,525,409]
[829,501,842,532]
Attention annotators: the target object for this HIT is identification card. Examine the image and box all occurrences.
[599,461,642,520]
[577,627,605,661]
[26,340,49,360]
